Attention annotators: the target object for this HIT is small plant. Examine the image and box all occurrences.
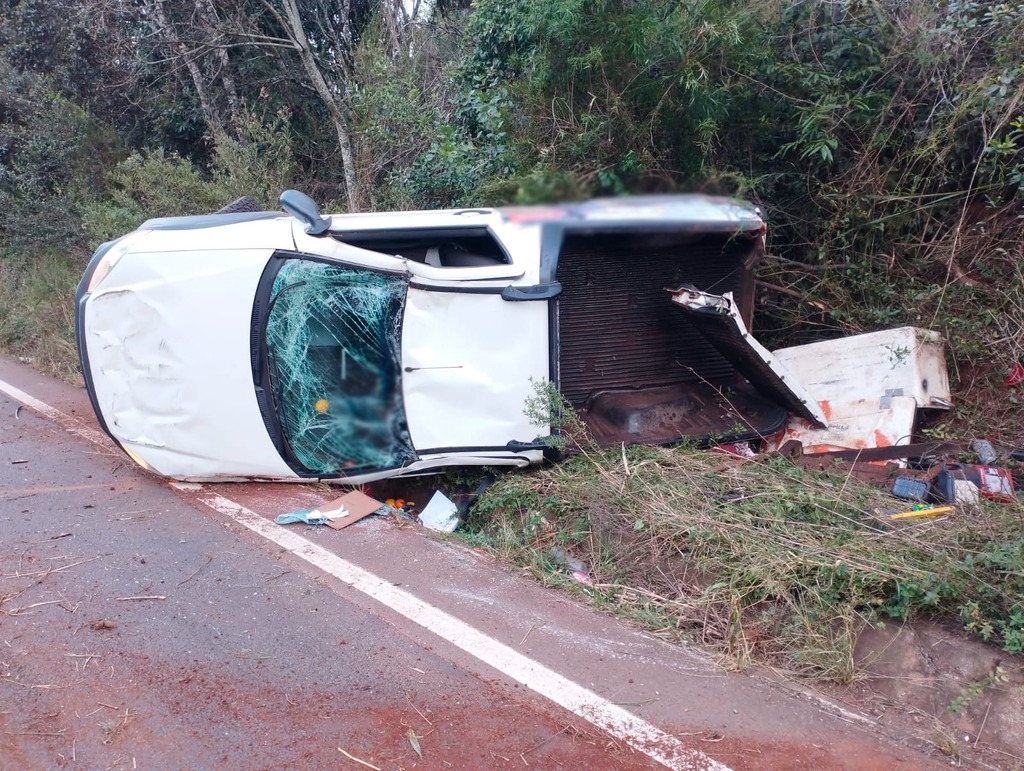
[100,711,132,744]
[947,665,1009,715]
[522,377,590,453]
[931,726,960,759]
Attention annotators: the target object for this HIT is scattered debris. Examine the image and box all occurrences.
[891,477,929,501]
[418,490,460,533]
[888,506,954,520]
[548,546,587,574]
[935,463,1016,503]
[324,492,386,531]
[275,491,385,529]
[100,709,132,745]
[519,623,539,646]
[177,555,213,586]
[571,570,594,586]
[713,441,756,458]
[1005,361,1024,386]
[971,439,997,465]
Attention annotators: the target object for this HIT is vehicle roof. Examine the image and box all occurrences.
[135,193,764,238]
[323,194,763,233]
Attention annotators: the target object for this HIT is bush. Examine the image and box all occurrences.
[80,109,300,244]
[0,62,121,256]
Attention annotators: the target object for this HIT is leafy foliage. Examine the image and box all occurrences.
[469,445,1024,678]
[80,110,299,243]
[750,0,1024,379]
[0,63,122,255]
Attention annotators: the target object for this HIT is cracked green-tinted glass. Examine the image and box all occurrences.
[265,259,415,474]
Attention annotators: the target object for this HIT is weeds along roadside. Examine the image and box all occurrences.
[0,250,84,384]
[461,444,1024,683]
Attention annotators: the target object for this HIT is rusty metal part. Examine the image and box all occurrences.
[799,441,961,464]
[580,381,788,447]
[556,232,754,407]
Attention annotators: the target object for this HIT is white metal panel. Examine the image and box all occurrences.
[771,327,951,409]
[129,216,294,252]
[670,288,828,426]
[401,288,550,450]
[292,226,410,274]
[770,395,919,455]
[83,249,296,480]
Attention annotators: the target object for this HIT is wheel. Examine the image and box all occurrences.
[214,196,261,214]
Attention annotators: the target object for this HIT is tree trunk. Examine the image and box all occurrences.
[150,0,224,134]
[196,0,241,131]
[276,0,360,212]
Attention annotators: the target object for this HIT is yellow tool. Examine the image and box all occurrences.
[888,506,954,520]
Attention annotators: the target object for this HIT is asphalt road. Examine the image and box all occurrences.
[0,357,945,770]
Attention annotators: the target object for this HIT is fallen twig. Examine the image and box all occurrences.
[115,595,166,601]
[519,622,539,646]
[406,693,433,726]
[2,676,59,689]
[974,701,991,748]
[25,533,73,544]
[7,730,66,737]
[3,599,63,615]
[611,697,659,707]
[523,725,571,755]
[2,557,99,579]
[67,653,100,670]
[337,747,381,770]
[177,556,213,586]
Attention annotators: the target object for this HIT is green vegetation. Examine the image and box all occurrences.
[465,444,1024,680]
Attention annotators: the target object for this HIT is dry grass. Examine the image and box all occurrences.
[471,444,1024,682]
[0,250,85,384]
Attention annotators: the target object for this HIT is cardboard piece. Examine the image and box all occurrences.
[319,490,385,530]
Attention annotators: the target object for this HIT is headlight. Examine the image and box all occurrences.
[86,236,137,292]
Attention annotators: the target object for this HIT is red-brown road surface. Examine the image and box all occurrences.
[0,357,946,770]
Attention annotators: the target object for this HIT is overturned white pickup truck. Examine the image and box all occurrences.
[75,191,948,482]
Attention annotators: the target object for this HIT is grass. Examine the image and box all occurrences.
[465,443,1024,682]
[0,249,86,384]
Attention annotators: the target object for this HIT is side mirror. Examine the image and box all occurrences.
[280,189,331,236]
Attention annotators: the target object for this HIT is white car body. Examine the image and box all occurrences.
[77,191,793,482]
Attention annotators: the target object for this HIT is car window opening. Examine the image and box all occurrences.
[336,231,509,267]
[264,259,416,474]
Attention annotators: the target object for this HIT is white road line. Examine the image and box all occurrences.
[3,378,730,771]
[191,489,729,771]
[0,377,111,446]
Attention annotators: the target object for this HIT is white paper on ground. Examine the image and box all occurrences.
[419,490,460,532]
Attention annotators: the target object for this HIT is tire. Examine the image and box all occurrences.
[214,196,261,214]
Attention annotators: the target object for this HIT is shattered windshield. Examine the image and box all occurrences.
[264,258,415,474]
